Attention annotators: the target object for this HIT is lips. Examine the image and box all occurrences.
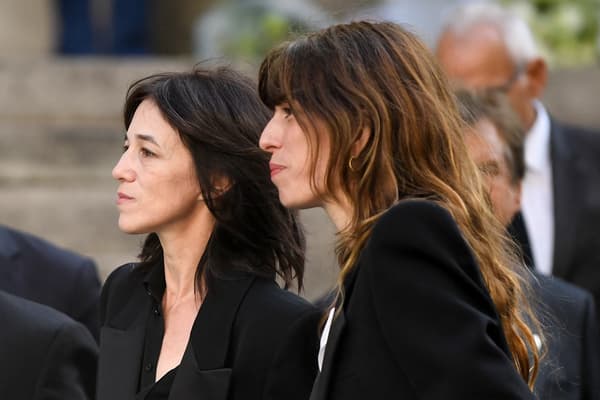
[269,163,285,177]
[117,192,134,205]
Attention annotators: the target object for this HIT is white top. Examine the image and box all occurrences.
[318,307,336,372]
[521,101,554,276]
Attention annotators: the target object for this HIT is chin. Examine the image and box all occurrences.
[118,216,149,235]
[279,193,320,210]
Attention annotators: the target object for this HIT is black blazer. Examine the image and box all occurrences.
[532,274,600,400]
[0,290,98,400]
[98,263,319,400]
[0,225,101,339]
[311,200,534,400]
[546,119,600,317]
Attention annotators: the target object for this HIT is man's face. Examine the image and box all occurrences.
[436,25,538,129]
[464,119,521,226]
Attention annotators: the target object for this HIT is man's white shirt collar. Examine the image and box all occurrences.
[524,100,551,173]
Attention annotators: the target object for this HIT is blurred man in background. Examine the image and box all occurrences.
[436,3,600,321]
[456,88,600,400]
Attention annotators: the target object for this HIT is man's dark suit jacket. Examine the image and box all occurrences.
[98,263,319,400]
[311,200,534,400]
[532,274,600,400]
[0,225,101,339]
[514,119,600,321]
[0,290,98,400]
[510,214,600,399]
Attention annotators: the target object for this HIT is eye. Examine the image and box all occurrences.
[479,163,500,177]
[122,143,129,153]
[140,148,156,158]
[278,103,293,118]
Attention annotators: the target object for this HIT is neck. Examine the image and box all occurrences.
[323,195,353,232]
[158,208,215,300]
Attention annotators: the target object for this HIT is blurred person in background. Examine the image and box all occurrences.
[436,2,600,323]
[98,67,319,400]
[55,0,149,55]
[0,290,97,400]
[0,224,101,340]
[259,20,539,399]
[456,88,600,400]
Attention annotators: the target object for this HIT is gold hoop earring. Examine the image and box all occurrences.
[348,156,357,172]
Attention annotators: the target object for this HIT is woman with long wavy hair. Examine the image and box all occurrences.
[98,67,319,400]
[259,21,539,399]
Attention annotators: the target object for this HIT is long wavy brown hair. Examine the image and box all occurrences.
[259,21,539,386]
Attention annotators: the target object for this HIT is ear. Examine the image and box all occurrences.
[211,176,231,198]
[523,58,547,99]
[351,125,372,157]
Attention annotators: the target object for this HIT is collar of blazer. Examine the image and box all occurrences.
[310,262,361,400]
[99,265,256,400]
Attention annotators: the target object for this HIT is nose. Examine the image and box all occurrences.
[259,117,281,153]
[111,151,135,182]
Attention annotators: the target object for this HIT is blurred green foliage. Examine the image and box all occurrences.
[213,4,316,65]
[501,0,599,66]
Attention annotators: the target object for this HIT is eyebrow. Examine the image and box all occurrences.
[124,133,160,147]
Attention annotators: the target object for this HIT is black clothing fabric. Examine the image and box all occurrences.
[139,266,167,392]
[310,200,534,400]
[0,290,98,400]
[98,263,320,400]
[0,225,101,339]
[136,368,178,400]
[532,274,600,400]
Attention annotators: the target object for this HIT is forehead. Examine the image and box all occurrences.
[127,99,178,145]
[436,25,515,88]
[464,119,505,162]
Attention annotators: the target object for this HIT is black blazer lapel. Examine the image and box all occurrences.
[310,261,361,400]
[309,309,346,400]
[97,288,148,400]
[169,274,255,400]
[550,120,580,278]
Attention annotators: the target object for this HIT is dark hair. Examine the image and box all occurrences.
[455,89,526,184]
[124,66,305,291]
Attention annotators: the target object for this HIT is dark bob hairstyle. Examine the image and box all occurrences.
[124,66,305,291]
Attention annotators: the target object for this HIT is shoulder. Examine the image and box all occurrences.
[373,199,456,233]
[0,224,96,271]
[532,274,594,316]
[243,278,318,324]
[103,263,140,291]
[0,290,92,343]
[0,291,97,394]
[100,263,143,322]
[363,199,488,298]
[552,119,600,155]
[369,199,467,255]
[234,278,319,347]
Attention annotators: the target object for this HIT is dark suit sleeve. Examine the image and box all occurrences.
[34,319,98,400]
[69,258,101,341]
[581,296,600,400]
[262,307,320,400]
[364,201,534,399]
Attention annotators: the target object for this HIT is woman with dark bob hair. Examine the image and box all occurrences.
[98,66,319,400]
[259,21,540,399]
